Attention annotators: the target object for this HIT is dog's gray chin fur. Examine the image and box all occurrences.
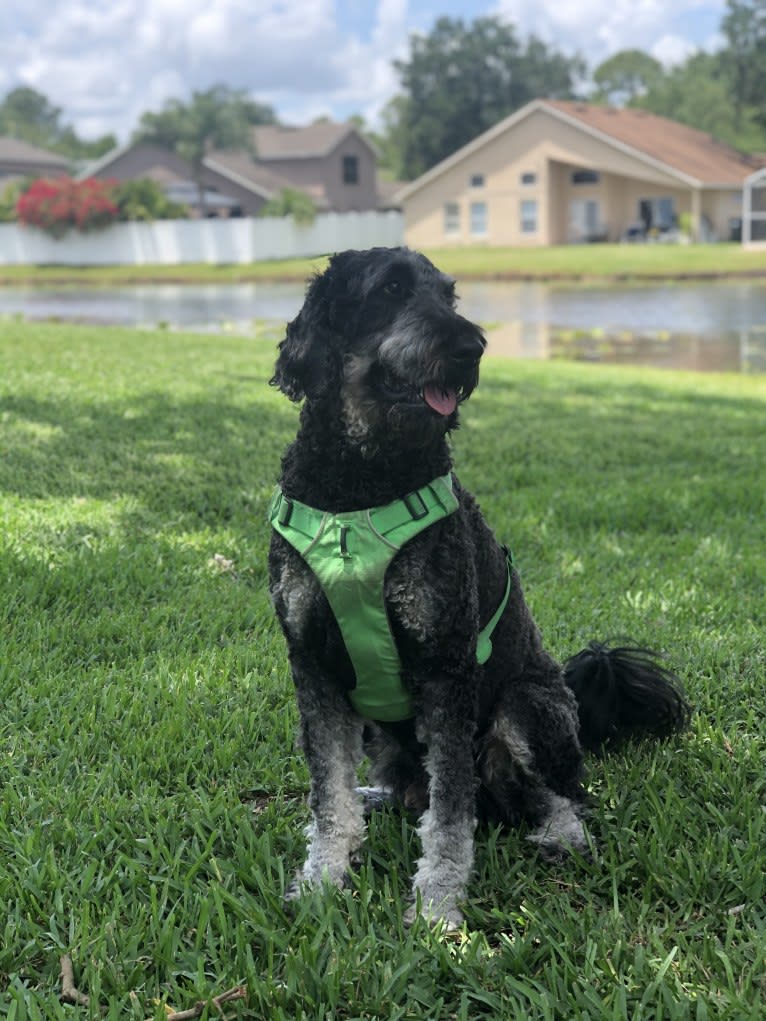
[341,348,476,453]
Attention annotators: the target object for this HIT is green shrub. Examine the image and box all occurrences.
[259,187,317,225]
[114,177,188,221]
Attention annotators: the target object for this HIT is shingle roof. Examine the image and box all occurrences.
[203,149,294,199]
[0,136,69,168]
[545,100,761,186]
[253,122,367,160]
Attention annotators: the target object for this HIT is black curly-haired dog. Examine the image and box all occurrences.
[268,246,688,928]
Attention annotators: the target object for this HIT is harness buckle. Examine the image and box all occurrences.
[278,496,294,527]
[403,490,429,521]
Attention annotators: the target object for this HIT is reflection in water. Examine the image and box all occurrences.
[457,279,766,373]
[484,321,766,373]
[1,279,764,373]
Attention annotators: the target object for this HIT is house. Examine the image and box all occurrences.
[248,121,380,212]
[81,121,383,217]
[0,136,70,186]
[396,100,764,247]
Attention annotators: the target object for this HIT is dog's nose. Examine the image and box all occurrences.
[451,331,486,363]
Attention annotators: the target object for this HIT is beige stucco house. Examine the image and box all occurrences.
[397,100,763,247]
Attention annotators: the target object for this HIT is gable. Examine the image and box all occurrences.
[398,99,757,204]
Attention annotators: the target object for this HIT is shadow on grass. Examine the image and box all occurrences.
[0,385,297,530]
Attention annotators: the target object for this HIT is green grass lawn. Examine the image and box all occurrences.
[1,321,764,1019]
[2,242,766,285]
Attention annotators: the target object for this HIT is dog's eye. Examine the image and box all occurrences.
[384,273,414,298]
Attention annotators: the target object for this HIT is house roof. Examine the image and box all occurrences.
[78,141,161,179]
[202,149,289,199]
[253,121,373,160]
[397,99,762,201]
[545,100,760,186]
[141,164,187,185]
[0,136,70,169]
[376,178,406,210]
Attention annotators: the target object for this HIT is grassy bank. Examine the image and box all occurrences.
[1,322,764,1019]
[2,242,766,286]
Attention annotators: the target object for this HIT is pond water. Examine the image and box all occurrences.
[1,279,765,373]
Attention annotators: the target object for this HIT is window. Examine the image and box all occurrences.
[342,155,359,185]
[469,173,485,188]
[521,172,537,185]
[520,199,538,234]
[639,196,676,231]
[470,201,488,236]
[572,169,600,185]
[569,199,602,241]
[444,202,460,235]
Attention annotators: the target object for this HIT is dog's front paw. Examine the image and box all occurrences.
[284,862,350,905]
[404,893,464,932]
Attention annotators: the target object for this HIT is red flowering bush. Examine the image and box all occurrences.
[16,176,119,239]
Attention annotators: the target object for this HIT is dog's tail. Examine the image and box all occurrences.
[564,642,690,753]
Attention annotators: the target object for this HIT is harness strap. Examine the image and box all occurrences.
[476,548,514,664]
[269,475,513,722]
[271,474,457,547]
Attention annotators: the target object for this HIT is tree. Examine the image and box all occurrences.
[635,50,766,153]
[0,87,62,147]
[388,16,584,179]
[721,0,766,129]
[134,85,276,212]
[592,50,664,105]
[0,86,116,161]
[55,127,118,162]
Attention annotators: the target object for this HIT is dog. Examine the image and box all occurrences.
[267,246,689,928]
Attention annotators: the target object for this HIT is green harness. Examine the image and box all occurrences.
[269,473,512,722]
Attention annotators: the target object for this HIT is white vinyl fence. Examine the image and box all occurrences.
[0,210,404,266]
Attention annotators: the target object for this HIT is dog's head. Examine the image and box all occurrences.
[271,247,486,444]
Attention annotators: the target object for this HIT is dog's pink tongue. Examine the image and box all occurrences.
[422,385,458,416]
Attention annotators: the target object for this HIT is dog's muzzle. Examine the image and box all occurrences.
[378,323,486,418]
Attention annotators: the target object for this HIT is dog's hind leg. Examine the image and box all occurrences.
[405,701,477,930]
[526,793,588,861]
[479,681,589,860]
[287,676,365,898]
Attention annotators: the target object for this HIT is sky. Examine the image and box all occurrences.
[0,0,728,144]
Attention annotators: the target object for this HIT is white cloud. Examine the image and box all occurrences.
[493,0,727,65]
[651,34,697,66]
[0,0,732,143]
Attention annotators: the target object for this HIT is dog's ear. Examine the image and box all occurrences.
[270,267,336,402]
